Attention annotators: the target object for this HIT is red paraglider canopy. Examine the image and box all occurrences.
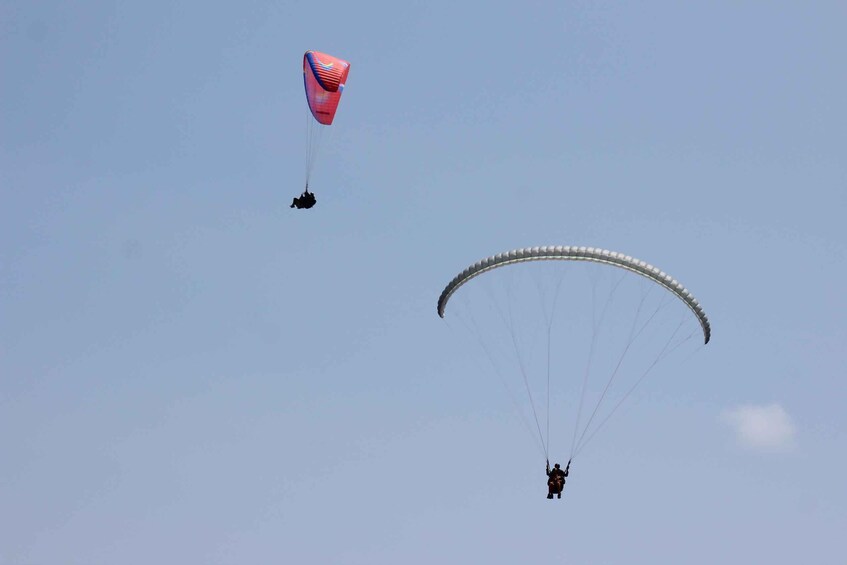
[303,51,350,125]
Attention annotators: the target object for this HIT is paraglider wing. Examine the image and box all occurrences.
[303,51,350,125]
[437,246,711,344]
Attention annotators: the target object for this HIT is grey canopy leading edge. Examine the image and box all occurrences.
[437,246,710,344]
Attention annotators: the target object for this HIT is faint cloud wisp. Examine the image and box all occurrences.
[721,403,797,452]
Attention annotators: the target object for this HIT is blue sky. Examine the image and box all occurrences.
[2,1,845,563]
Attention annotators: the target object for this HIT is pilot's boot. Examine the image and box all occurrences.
[557,492,561,499]
[547,493,553,499]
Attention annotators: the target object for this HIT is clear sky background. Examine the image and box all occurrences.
[2,1,845,563]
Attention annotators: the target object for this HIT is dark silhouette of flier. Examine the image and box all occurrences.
[291,187,317,209]
[546,460,570,499]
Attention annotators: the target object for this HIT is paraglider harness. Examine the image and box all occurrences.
[291,186,317,209]
[546,459,570,499]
